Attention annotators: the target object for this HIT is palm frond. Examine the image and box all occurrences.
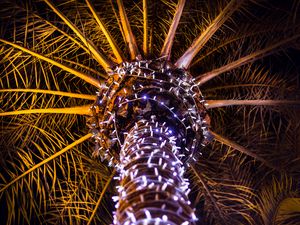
[175,0,245,69]
[210,130,275,169]
[0,38,101,87]
[0,89,96,100]
[0,133,92,193]
[190,155,256,224]
[42,0,114,70]
[196,34,300,85]
[256,175,300,224]
[116,0,140,59]
[160,0,186,60]
[0,0,299,224]
[206,99,300,109]
[275,197,300,224]
[85,0,124,63]
[142,0,148,56]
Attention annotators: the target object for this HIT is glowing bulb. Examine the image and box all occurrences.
[162,215,168,221]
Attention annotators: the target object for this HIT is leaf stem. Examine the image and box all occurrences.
[0,89,96,100]
[0,105,91,116]
[206,100,300,109]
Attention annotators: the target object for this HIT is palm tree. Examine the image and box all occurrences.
[0,0,300,224]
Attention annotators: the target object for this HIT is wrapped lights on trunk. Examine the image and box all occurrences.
[86,58,213,224]
[87,58,213,166]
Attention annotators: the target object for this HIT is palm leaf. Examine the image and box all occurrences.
[0,0,299,224]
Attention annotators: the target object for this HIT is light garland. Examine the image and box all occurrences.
[87,58,213,224]
[114,119,197,224]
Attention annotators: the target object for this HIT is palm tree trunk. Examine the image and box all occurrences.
[114,119,196,225]
[90,59,211,224]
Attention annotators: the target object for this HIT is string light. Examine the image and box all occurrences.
[87,58,214,224]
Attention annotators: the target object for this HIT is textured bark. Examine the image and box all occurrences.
[114,119,196,225]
